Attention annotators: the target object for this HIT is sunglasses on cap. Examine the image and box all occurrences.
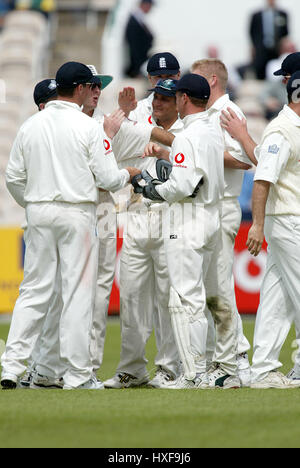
[85,83,102,90]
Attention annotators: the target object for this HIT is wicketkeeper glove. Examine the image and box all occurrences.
[156,159,172,183]
[131,170,165,202]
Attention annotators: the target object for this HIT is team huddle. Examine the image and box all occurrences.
[1,50,300,390]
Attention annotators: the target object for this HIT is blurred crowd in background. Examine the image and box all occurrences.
[0,0,298,222]
[0,0,55,26]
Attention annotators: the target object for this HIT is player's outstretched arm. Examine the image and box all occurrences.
[224,151,252,170]
[142,142,170,161]
[151,127,175,147]
[221,108,258,166]
[125,167,142,182]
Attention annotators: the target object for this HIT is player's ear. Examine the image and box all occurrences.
[210,74,218,88]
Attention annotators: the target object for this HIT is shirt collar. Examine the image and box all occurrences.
[45,100,81,111]
[182,110,209,127]
[282,105,300,127]
[209,94,230,113]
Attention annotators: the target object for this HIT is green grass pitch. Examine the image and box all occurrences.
[0,317,300,448]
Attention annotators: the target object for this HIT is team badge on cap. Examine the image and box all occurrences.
[147,52,180,76]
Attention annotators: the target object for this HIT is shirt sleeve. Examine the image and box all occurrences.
[156,135,203,203]
[88,125,130,192]
[254,133,291,184]
[224,128,252,165]
[5,130,27,208]
[112,119,153,163]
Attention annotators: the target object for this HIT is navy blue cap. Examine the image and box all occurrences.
[147,52,180,76]
[34,79,57,106]
[274,52,300,76]
[149,79,178,97]
[176,73,210,100]
[56,62,101,88]
[287,71,300,100]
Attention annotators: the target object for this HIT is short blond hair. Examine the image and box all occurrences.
[191,59,228,91]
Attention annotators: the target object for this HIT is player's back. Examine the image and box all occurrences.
[18,100,101,204]
[183,112,225,206]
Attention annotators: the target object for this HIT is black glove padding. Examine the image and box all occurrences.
[142,180,164,201]
[131,173,144,194]
[131,170,154,194]
[132,170,165,201]
[156,159,172,183]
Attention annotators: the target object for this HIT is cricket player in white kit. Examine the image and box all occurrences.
[220,53,300,383]
[102,54,182,389]
[18,79,62,389]
[1,62,139,390]
[247,71,300,389]
[29,67,118,387]
[121,52,181,124]
[82,65,117,375]
[104,79,183,389]
[191,59,253,387]
[139,74,232,389]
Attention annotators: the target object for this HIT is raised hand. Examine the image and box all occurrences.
[220,107,248,141]
[118,87,137,117]
[104,109,126,139]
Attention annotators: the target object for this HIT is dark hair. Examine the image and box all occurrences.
[177,91,208,108]
[57,86,76,98]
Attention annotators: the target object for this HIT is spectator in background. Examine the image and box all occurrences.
[0,0,15,31]
[250,0,289,80]
[125,0,154,78]
[265,37,297,80]
[206,44,242,100]
[260,37,297,120]
[15,0,56,19]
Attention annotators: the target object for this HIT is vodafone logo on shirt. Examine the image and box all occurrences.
[103,139,113,155]
[148,115,153,125]
[103,139,111,151]
[174,153,185,164]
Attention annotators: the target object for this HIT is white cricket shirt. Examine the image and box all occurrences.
[6,101,129,207]
[156,112,224,205]
[208,94,252,198]
[254,105,300,215]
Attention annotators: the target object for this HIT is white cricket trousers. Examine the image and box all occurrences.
[90,192,117,372]
[251,214,300,382]
[22,223,66,379]
[32,193,117,378]
[116,204,179,379]
[205,198,250,372]
[1,201,98,387]
[164,202,221,380]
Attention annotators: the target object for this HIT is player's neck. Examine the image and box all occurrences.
[83,107,95,117]
[156,116,178,131]
[288,102,300,118]
[58,96,83,107]
[207,90,226,109]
